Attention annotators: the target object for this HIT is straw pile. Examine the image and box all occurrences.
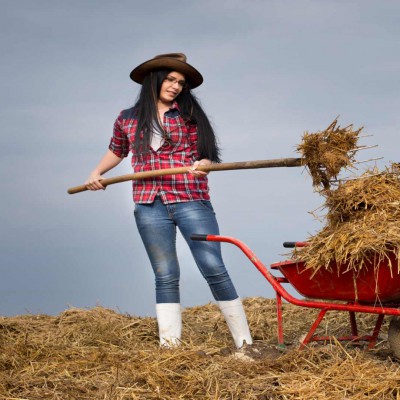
[294,117,400,277]
[297,118,362,191]
[1,297,399,399]
[293,164,400,275]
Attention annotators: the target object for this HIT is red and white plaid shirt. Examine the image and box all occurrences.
[109,102,210,204]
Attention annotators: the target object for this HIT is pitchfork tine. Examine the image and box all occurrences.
[353,157,384,165]
[335,172,385,182]
[353,145,378,151]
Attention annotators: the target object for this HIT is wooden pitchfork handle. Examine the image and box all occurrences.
[67,157,303,194]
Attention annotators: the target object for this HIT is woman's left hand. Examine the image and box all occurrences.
[188,159,212,177]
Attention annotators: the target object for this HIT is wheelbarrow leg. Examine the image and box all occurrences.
[346,312,384,348]
[299,309,327,348]
[349,311,358,336]
[276,291,285,348]
[368,314,385,349]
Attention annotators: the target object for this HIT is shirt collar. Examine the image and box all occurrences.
[169,101,180,111]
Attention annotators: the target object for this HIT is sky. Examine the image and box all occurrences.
[1,0,399,317]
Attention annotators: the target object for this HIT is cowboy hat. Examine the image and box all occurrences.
[130,53,203,88]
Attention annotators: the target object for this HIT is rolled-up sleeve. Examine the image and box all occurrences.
[109,113,130,158]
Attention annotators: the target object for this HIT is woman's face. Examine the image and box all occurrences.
[158,71,186,105]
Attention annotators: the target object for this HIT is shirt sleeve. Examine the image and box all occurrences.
[109,112,130,158]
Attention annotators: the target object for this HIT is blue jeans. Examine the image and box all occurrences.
[134,198,238,303]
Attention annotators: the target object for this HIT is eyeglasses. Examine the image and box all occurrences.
[164,75,187,88]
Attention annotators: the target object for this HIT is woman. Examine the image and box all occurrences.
[86,53,252,348]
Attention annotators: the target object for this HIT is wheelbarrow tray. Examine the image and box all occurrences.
[271,252,400,303]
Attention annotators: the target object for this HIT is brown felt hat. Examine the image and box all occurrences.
[130,53,203,88]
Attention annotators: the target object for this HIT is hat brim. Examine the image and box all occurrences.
[130,58,203,88]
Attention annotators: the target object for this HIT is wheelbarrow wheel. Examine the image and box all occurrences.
[388,316,400,359]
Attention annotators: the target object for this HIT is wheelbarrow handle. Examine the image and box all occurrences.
[191,234,209,241]
[192,236,311,249]
[283,241,309,248]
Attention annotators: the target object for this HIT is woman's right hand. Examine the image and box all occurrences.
[85,171,105,191]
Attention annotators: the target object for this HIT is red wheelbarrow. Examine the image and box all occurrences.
[191,234,400,358]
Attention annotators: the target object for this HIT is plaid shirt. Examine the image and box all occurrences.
[109,102,210,204]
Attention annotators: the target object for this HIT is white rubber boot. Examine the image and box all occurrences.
[218,298,253,348]
[155,303,182,347]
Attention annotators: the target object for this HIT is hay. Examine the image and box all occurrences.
[297,118,362,191]
[1,298,399,399]
[294,165,400,274]
[295,119,400,276]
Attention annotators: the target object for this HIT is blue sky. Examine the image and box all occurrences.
[1,0,399,316]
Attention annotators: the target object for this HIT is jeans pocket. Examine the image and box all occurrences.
[199,200,214,212]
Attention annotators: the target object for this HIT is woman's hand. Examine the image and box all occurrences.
[85,170,106,190]
[84,150,124,191]
[188,159,212,177]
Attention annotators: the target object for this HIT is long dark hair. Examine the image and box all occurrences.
[133,70,221,162]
